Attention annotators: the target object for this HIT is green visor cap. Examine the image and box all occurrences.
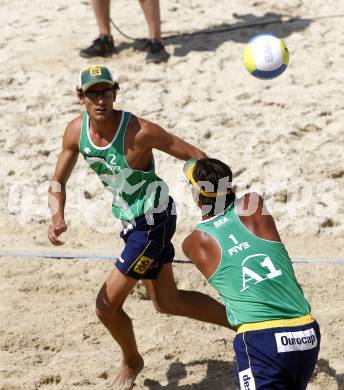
[78,65,115,91]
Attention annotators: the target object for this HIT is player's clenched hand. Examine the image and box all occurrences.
[48,222,67,245]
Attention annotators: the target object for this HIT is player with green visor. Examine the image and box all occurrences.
[48,66,231,389]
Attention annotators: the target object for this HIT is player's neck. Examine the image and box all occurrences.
[201,211,215,221]
[89,109,118,136]
[200,198,234,220]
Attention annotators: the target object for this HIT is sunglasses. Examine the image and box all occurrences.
[84,88,113,101]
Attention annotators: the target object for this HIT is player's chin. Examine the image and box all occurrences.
[94,108,110,120]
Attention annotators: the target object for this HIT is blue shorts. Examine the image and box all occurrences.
[115,197,176,280]
[234,321,320,390]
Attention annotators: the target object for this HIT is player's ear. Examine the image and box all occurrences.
[113,82,119,102]
[112,85,118,102]
[76,87,85,104]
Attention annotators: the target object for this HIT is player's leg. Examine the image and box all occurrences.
[139,0,161,41]
[138,0,169,63]
[96,268,144,389]
[143,197,229,328]
[99,209,171,388]
[79,0,114,58]
[144,262,229,328]
[92,0,111,35]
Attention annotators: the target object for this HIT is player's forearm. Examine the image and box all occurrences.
[170,137,206,160]
[48,181,66,224]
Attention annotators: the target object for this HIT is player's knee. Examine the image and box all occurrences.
[95,298,109,323]
[152,296,179,315]
[95,290,121,323]
[95,304,105,322]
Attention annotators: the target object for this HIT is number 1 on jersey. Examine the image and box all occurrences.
[260,256,282,279]
[229,234,239,245]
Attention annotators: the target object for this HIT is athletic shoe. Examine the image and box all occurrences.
[145,40,170,64]
[79,35,115,58]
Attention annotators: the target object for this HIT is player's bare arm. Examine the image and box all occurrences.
[136,117,206,160]
[183,231,236,332]
[47,116,81,245]
[182,230,221,280]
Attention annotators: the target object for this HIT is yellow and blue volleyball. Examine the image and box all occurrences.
[243,34,289,80]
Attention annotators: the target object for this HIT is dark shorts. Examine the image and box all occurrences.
[234,321,321,390]
[115,197,177,280]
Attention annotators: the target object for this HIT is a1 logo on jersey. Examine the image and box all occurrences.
[241,254,282,292]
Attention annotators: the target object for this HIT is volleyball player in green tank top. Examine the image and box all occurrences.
[47,66,230,389]
[183,157,320,390]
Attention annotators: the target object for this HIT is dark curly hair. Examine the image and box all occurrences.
[193,157,235,216]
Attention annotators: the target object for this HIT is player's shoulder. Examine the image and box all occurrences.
[127,113,141,131]
[127,115,163,149]
[63,114,83,149]
[135,114,151,129]
[135,115,163,136]
[183,229,216,256]
[236,192,265,217]
[183,229,221,275]
[66,114,83,133]
[125,113,147,140]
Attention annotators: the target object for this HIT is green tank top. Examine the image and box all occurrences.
[79,110,169,221]
[195,201,311,326]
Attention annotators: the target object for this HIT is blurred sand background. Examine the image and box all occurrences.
[1,0,344,388]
